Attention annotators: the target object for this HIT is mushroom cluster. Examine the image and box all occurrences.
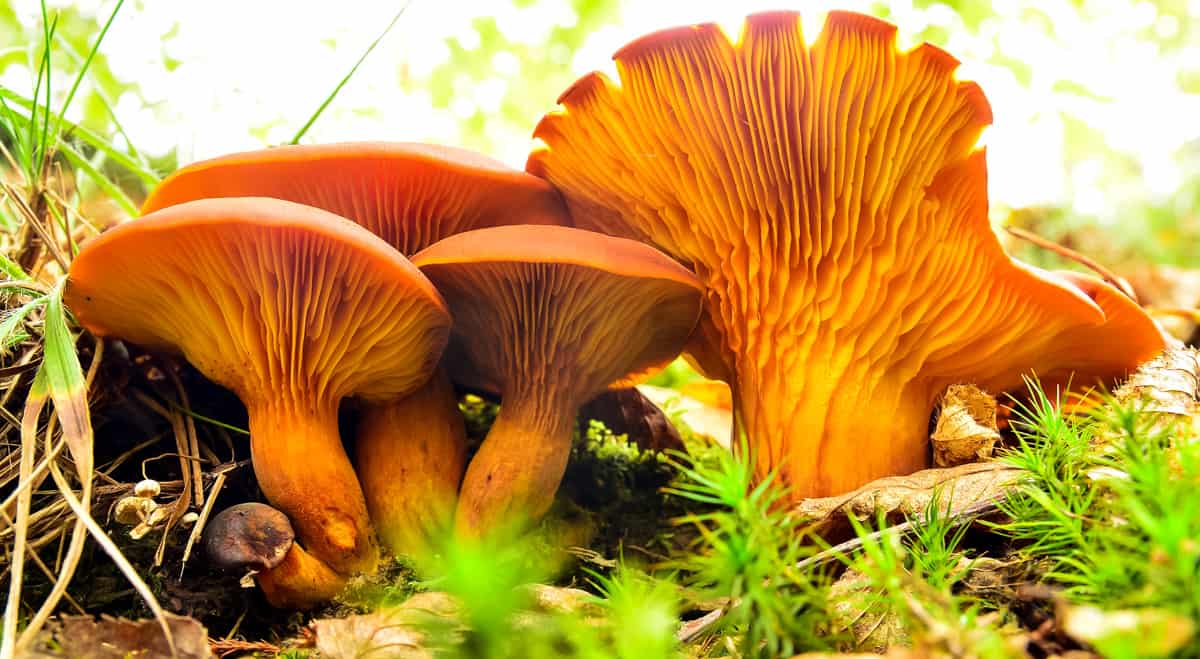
[66,144,701,607]
[66,10,1166,609]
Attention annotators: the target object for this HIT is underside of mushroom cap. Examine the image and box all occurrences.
[67,197,453,578]
[414,225,702,534]
[67,196,450,405]
[412,224,704,401]
[141,142,569,254]
[527,11,1165,497]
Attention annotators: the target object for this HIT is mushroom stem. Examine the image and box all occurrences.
[258,544,349,609]
[740,369,934,497]
[455,386,578,539]
[356,369,468,558]
[247,399,378,576]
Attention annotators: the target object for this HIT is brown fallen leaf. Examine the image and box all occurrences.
[1110,346,1199,436]
[310,586,601,659]
[311,592,457,659]
[638,384,733,449]
[795,462,1021,528]
[28,613,212,659]
[930,384,1000,467]
[828,569,911,653]
[579,387,685,452]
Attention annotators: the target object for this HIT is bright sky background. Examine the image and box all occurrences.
[6,0,1200,222]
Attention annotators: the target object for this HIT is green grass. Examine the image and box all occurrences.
[665,438,835,657]
[993,382,1200,656]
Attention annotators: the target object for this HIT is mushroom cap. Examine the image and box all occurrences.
[66,197,450,406]
[141,141,569,255]
[526,10,1165,495]
[204,502,295,571]
[412,225,703,400]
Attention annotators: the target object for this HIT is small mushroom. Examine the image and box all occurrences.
[205,502,294,572]
[527,10,1166,498]
[133,479,161,498]
[66,197,451,606]
[204,502,344,607]
[137,140,573,557]
[113,496,155,526]
[412,225,704,536]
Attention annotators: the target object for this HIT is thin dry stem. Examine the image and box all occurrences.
[1005,226,1139,302]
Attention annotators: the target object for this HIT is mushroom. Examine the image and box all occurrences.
[205,502,344,607]
[526,11,1166,498]
[355,369,467,555]
[411,224,704,536]
[66,197,451,605]
[139,140,572,556]
[139,141,567,253]
[205,503,295,573]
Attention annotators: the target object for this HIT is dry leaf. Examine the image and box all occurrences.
[1059,603,1195,657]
[795,462,1020,527]
[828,569,910,653]
[1111,347,1200,439]
[638,384,733,449]
[579,387,685,452]
[930,384,1000,467]
[526,584,600,615]
[311,593,457,659]
[29,613,212,659]
[310,586,599,659]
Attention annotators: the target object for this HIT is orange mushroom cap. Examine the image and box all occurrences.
[140,141,568,253]
[527,11,1165,498]
[66,197,451,597]
[412,224,703,535]
[138,141,574,558]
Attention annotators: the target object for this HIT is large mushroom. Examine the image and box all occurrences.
[527,11,1166,498]
[411,224,704,536]
[66,197,450,605]
[139,141,571,556]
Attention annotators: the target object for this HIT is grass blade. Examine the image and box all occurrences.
[0,89,160,185]
[0,296,44,352]
[0,253,30,280]
[53,0,125,139]
[59,141,137,216]
[0,370,45,659]
[38,282,90,474]
[289,1,411,144]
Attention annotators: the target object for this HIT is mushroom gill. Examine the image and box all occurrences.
[527,11,1165,498]
[66,197,450,606]
[412,225,703,536]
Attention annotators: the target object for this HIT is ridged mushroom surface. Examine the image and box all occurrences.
[527,11,1165,497]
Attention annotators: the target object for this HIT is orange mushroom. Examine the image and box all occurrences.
[140,141,567,252]
[527,11,1165,499]
[140,140,571,556]
[412,225,703,536]
[66,197,450,605]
